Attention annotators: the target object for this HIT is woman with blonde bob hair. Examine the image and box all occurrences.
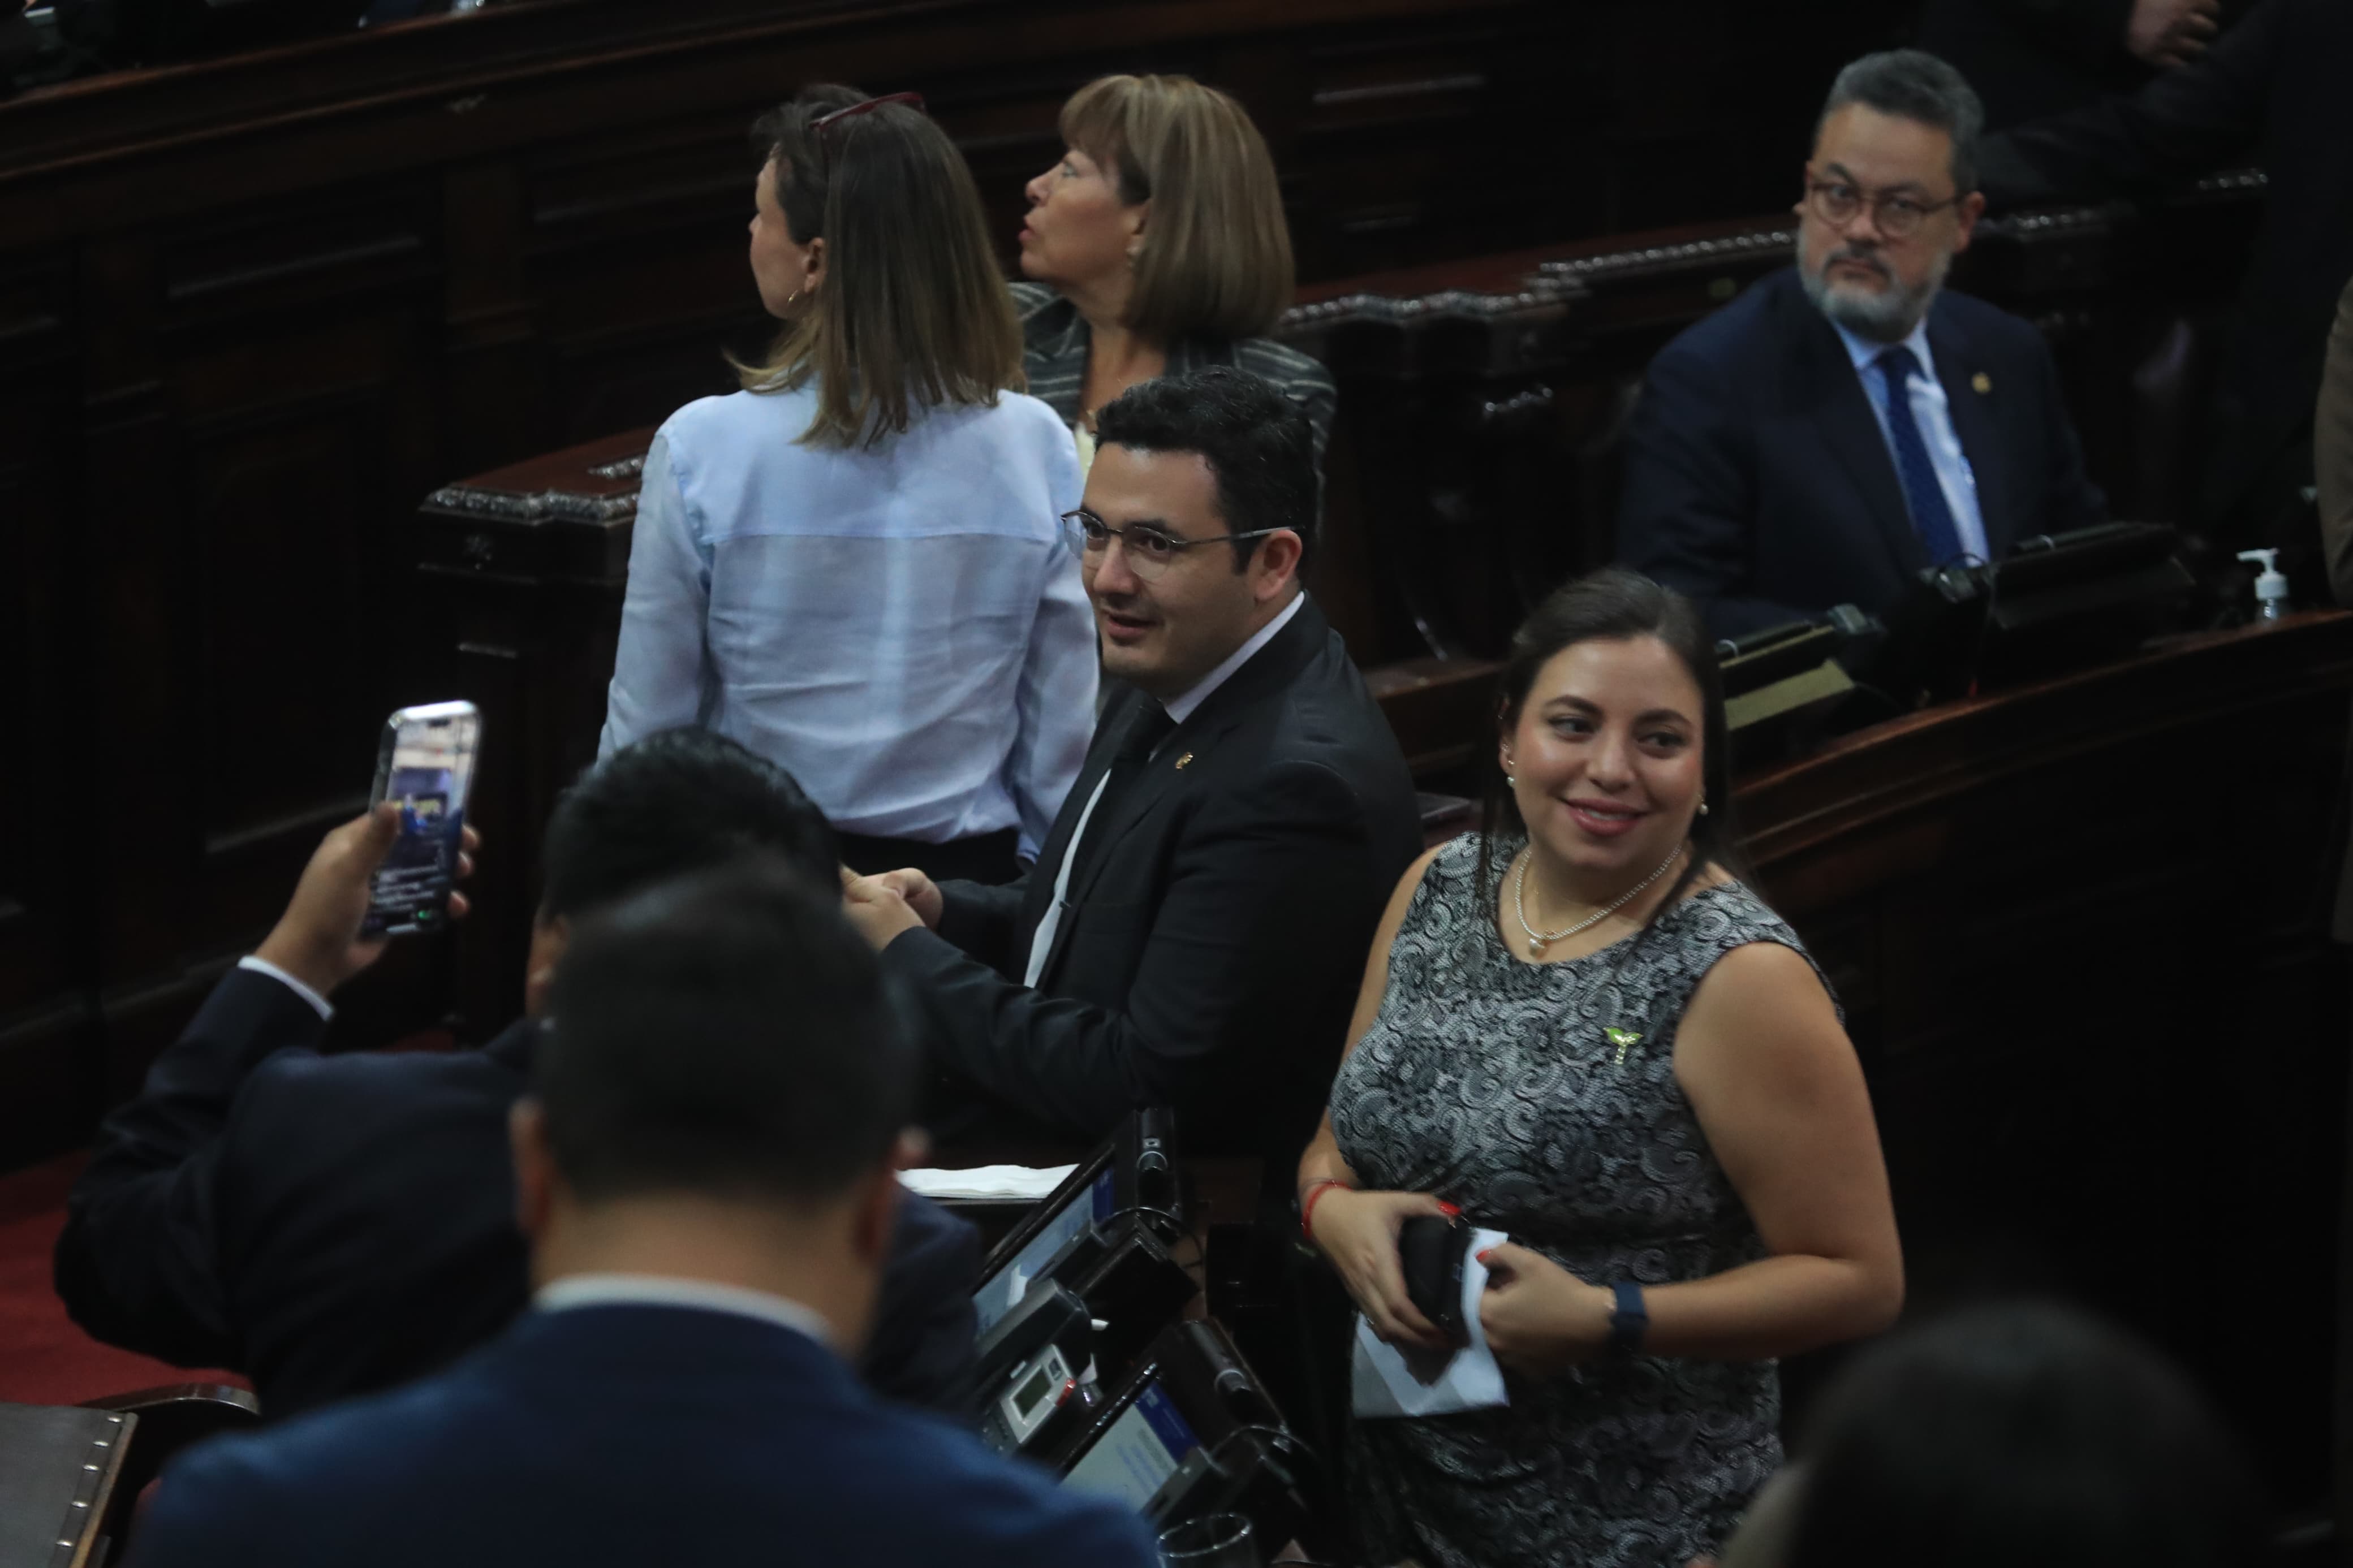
[601,85,1096,885]
[1015,74,1337,474]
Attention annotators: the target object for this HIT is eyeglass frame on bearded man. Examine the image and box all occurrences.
[1801,174,1963,240]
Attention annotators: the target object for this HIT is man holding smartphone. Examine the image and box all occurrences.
[56,729,983,1421]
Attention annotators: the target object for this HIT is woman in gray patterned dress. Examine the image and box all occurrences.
[1296,571,1903,1568]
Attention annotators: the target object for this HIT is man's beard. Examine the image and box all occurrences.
[1799,243,1950,343]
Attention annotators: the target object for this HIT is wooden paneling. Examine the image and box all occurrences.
[0,246,89,1166]
[1736,614,2353,1504]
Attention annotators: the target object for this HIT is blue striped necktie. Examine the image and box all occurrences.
[1873,347,1967,567]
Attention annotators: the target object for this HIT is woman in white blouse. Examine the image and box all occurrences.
[600,85,1095,883]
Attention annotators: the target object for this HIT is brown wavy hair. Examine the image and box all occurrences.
[730,85,1024,449]
[1058,74,1296,344]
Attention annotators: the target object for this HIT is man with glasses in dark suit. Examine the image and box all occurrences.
[842,365,1420,1175]
[1617,50,2106,640]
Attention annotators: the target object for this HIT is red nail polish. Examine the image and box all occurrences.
[1437,1201,1462,1217]
[1475,1249,1493,1265]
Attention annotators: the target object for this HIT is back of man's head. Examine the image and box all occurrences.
[536,861,913,1207]
[1094,365,1318,572]
[1784,1302,2266,1568]
[540,728,836,920]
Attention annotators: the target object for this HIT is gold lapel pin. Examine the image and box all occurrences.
[1174,752,1194,770]
[1971,372,1992,395]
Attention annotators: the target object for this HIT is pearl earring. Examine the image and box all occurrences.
[1697,798,1709,817]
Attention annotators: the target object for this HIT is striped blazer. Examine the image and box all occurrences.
[1010,282,1338,476]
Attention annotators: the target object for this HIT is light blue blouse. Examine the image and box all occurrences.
[598,385,1096,859]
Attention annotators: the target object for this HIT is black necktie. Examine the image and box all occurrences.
[1067,703,1176,889]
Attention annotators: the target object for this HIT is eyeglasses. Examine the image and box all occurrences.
[1804,177,1960,240]
[812,92,926,142]
[1060,509,1285,581]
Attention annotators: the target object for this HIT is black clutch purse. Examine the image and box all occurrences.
[1397,1214,1472,1345]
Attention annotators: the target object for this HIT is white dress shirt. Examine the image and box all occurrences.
[238,955,333,1020]
[536,1272,834,1348]
[1022,592,1304,985]
[1833,316,1991,564]
[599,386,1097,860]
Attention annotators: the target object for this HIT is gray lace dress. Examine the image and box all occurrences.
[1330,835,1826,1568]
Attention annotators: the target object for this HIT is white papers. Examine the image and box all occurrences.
[899,1164,1079,1202]
[1350,1226,1511,1419]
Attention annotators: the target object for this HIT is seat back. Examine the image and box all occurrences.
[80,1384,261,1563]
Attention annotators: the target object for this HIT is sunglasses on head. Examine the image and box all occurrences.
[812,92,926,141]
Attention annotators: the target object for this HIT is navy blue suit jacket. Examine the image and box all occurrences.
[1617,265,2106,638]
[127,1302,1160,1568]
[56,969,980,1420]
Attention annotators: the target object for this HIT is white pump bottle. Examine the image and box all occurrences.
[2238,549,2289,621]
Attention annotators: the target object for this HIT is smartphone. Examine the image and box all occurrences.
[362,701,482,939]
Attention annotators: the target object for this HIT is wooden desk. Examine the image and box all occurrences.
[1734,611,2353,1505]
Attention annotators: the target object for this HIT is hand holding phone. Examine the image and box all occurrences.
[253,803,481,1000]
[363,702,482,938]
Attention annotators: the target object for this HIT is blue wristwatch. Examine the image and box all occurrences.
[1608,1280,1648,1355]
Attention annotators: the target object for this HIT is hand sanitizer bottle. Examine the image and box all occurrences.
[2238,549,2288,621]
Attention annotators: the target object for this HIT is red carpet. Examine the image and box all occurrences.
[0,1152,247,1406]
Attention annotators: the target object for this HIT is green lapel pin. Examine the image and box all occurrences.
[1604,1026,1643,1066]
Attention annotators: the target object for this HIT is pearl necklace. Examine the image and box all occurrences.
[1510,843,1685,958]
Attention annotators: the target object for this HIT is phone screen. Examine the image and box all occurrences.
[363,702,481,939]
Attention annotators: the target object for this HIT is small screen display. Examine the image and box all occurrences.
[363,704,480,939]
[1061,1381,1200,1511]
[1014,1367,1054,1415]
[973,1167,1117,1334]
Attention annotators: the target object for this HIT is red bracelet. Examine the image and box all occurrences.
[1300,1178,1352,1242]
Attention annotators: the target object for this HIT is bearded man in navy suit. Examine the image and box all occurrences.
[1618,50,2107,640]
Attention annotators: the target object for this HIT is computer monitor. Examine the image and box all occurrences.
[1050,1321,1317,1548]
[972,1154,1120,1338]
[971,1109,1181,1337]
[1061,1377,1204,1510]
[1865,523,2192,704]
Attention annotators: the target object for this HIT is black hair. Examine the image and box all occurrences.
[540,727,837,920]
[1822,49,1985,194]
[1475,568,1742,921]
[1787,1302,2268,1568]
[1092,365,1318,573]
[537,861,916,1205]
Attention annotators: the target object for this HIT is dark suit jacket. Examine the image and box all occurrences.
[1979,0,2353,535]
[55,969,980,1420]
[884,596,1421,1168]
[1617,266,2107,640]
[1916,0,2152,129]
[125,1302,1159,1568]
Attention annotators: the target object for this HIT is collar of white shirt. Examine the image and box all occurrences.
[534,1272,834,1348]
[1833,312,1937,383]
[1160,590,1305,727]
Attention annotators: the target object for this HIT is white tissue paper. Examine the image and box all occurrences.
[1350,1226,1511,1418]
[898,1164,1078,1202]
